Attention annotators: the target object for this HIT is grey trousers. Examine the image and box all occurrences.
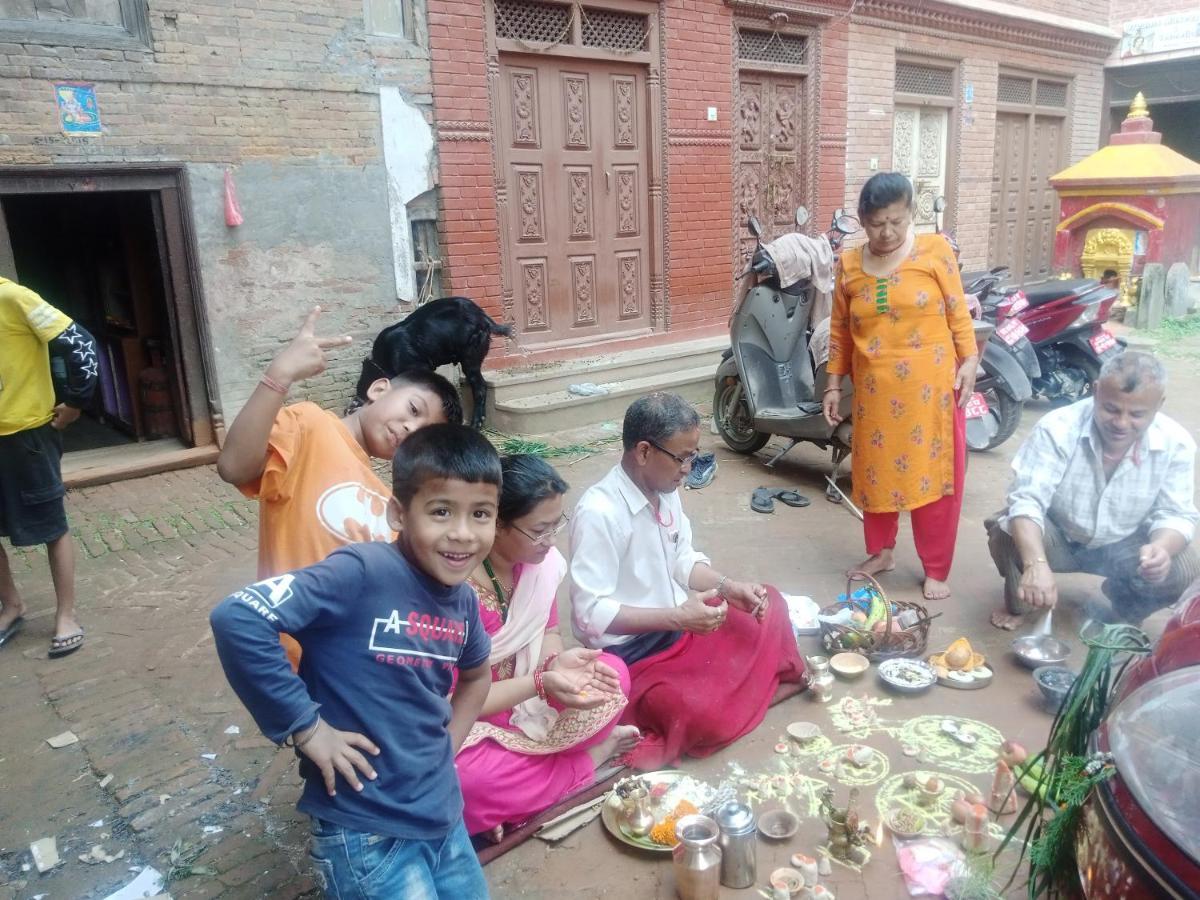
[985,512,1200,623]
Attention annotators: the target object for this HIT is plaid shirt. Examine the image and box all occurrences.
[1001,398,1198,549]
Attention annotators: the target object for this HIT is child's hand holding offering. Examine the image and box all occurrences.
[294,717,381,797]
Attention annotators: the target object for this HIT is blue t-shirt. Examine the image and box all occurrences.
[210,541,490,840]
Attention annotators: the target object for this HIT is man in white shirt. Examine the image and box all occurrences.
[569,393,805,768]
[986,352,1200,624]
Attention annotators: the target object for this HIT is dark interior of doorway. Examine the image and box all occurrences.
[3,191,184,454]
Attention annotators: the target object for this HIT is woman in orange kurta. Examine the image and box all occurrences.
[823,173,979,600]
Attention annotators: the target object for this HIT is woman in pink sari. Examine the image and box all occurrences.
[455,455,639,840]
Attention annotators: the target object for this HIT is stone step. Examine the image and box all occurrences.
[487,362,718,435]
[485,335,728,400]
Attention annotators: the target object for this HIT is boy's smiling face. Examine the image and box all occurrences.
[389,477,498,587]
[358,380,447,460]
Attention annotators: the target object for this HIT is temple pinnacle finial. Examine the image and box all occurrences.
[1128,92,1149,119]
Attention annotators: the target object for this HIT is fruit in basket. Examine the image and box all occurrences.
[850,611,868,626]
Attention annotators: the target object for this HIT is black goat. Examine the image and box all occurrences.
[353,296,513,429]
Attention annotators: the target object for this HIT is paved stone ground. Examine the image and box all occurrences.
[2,327,1198,899]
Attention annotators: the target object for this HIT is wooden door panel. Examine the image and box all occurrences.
[734,70,807,274]
[499,56,651,347]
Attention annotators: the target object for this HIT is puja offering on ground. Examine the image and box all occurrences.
[928,637,995,689]
[603,772,716,852]
[877,658,937,693]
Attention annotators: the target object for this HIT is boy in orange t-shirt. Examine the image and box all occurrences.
[217,307,462,667]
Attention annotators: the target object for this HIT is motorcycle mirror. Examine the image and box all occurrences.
[834,214,860,235]
[934,196,946,213]
[747,216,762,238]
[794,206,810,228]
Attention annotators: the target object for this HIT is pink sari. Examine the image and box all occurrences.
[455,549,630,836]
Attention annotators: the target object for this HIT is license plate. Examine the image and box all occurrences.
[1089,329,1117,354]
[996,317,1029,346]
[1008,294,1029,315]
[964,392,990,419]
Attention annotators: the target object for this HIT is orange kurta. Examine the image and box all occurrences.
[827,233,976,513]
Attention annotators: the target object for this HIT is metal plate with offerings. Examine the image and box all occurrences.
[601,771,717,852]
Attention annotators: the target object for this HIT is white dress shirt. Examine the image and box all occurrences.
[569,463,710,648]
[1000,398,1198,549]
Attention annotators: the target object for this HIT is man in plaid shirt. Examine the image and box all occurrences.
[987,352,1200,624]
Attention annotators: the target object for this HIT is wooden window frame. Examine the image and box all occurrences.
[0,0,151,50]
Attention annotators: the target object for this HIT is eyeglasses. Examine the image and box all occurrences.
[646,439,700,468]
[511,512,571,546]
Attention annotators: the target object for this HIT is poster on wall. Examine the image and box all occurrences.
[54,82,102,135]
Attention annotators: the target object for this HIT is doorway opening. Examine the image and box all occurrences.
[0,167,217,483]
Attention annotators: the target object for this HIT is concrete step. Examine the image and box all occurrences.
[485,335,728,400]
[488,362,719,435]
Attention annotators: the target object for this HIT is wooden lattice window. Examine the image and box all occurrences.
[998,75,1033,105]
[580,6,648,52]
[1036,80,1068,108]
[494,0,574,44]
[737,28,808,67]
[895,62,953,97]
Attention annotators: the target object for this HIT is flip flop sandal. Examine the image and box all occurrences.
[0,616,24,650]
[771,489,811,508]
[48,630,85,658]
[751,487,775,514]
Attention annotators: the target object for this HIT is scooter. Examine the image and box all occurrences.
[1015,278,1124,403]
[713,208,857,479]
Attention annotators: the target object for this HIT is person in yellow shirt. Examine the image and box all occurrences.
[0,278,97,657]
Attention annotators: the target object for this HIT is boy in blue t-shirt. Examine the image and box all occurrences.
[210,423,499,899]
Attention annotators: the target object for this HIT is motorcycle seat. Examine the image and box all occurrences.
[1021,279,1096,307]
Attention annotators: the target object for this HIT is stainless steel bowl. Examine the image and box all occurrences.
[1011,635,1071,669]
[1033,665,1076,710]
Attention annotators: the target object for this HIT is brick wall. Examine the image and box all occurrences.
[662,2,734,332]
[1109,0,1197,26]
[0,1,436,422]
[843,19,1107,271]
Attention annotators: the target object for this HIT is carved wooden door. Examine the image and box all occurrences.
[498,55,651,347]
[734,71,807,270]
[989,112,1063,283]
[893,106,947,234]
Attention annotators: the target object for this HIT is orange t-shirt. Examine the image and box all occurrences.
[239,402,394,667]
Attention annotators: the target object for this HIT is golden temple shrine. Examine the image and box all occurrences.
[1050,93,1200,299]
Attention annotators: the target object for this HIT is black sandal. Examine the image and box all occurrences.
[48,630,85,658]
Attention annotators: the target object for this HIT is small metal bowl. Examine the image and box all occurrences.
[1011,635,1071,669]
[1033,665,1077,710]
[758,809,800,841]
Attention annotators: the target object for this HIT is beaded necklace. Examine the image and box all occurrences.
[481,557,512,623]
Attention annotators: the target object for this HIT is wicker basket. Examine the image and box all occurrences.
[818,573,930,661]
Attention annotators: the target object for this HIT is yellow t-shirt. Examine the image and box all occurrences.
[0,278,73,436]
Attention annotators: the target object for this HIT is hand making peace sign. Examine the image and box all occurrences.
[265,306,354,390]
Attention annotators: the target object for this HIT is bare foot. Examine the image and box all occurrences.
[0,599,27,632]
[847,549,895,578]
[588,725,641,767]
[990,610,1023,631]
[487,825,504,845]
[922,577,951,601]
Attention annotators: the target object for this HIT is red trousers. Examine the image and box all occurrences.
[863,405,966,581]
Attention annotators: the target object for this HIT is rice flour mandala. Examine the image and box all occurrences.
[789,734,834,758]
[873,771,1003,841]
[819,744,891,787]
[828,695,894,738]
[895,716,1002,774]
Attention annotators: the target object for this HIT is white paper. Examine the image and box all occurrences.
[101,866,165,900]
[223,725,240,735]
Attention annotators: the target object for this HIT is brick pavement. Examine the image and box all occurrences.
[0,465,319,899]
